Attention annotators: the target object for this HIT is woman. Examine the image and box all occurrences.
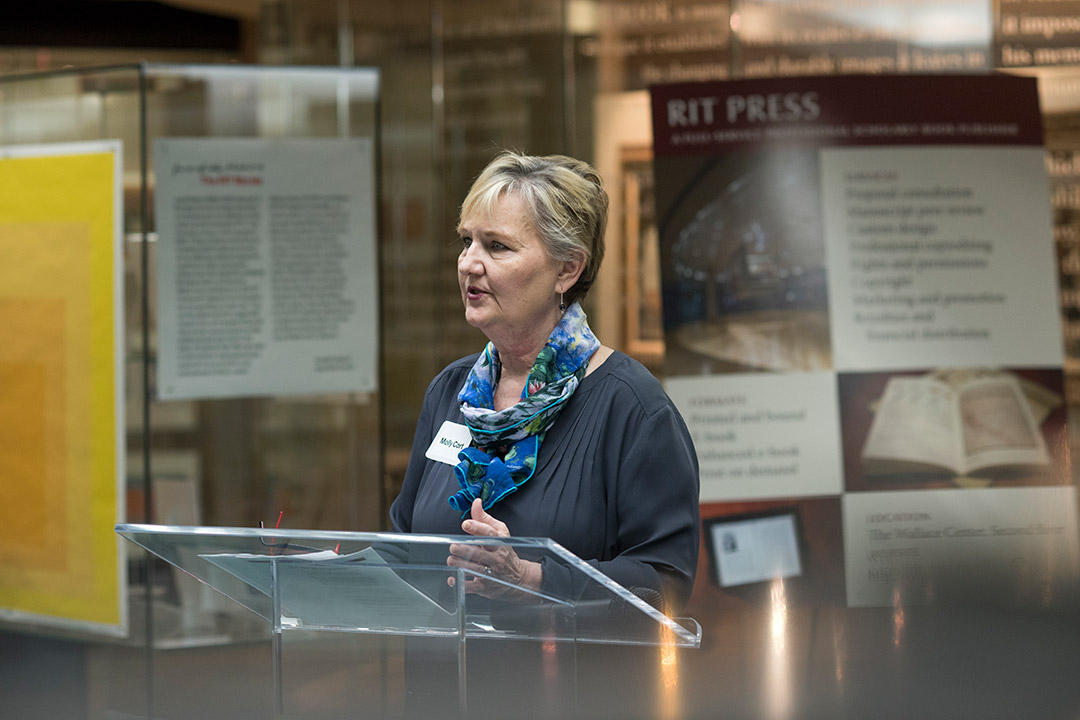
[391,151,700,613]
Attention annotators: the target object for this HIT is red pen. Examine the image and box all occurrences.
[259,511,285,554]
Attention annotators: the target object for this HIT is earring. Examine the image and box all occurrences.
[559,293,566,312]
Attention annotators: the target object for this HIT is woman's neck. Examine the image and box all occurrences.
[489,311,560,378]
[487,317,558,409]
[496,340,545,378]
[488,338,542,411]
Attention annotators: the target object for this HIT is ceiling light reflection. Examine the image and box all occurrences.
[765,577,792,720]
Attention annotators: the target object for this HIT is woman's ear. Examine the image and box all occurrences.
[555,251,586,294]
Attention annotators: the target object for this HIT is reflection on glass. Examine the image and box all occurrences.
[892,586,905,648]
[658,625,681,720]
[542,638,559,709]
[832,613,846,690]
[765,577,792,720]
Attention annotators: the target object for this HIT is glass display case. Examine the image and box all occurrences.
[0,63,381,718]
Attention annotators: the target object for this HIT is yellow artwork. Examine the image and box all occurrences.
[0,145,124,633]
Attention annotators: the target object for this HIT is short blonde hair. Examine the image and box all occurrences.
[459,151,608,306]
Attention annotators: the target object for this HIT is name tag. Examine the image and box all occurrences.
[425,421,472,465]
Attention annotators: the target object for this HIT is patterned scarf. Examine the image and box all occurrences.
[448,302,599,514]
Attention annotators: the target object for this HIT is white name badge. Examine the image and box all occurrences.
[425,421,472,465]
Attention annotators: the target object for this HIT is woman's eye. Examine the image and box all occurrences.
[490,241,506,251]
[460,236,472,248]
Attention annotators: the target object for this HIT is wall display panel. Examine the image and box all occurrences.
[431,1,571,368]
[154,137,378,401]
[651,74,1077,610]
[996,0,1080,68]
[731,0,992,77]
[1036,69,1080,410]
[822,145,1061,371]
[584,0,732,93]
[843,486,1079,607]
[666,371,844,502]
[440,0,565,165]
[0,141,125,636]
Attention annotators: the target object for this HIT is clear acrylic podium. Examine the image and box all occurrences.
[116,523,700,718]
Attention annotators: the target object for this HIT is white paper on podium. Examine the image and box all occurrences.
[200,547,454,631]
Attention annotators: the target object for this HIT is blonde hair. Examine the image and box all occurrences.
[459,151,608,305]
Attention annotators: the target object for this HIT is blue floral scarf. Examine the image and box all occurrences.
[448,302,599,513]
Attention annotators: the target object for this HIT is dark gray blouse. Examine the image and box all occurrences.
[390,350,700,610]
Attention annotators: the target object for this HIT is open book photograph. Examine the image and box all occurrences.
[838,368,1069,491]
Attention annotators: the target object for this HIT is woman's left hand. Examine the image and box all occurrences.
[447,498,543,601]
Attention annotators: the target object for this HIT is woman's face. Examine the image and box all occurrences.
[457,191,565,346]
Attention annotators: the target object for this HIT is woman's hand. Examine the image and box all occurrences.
[447,498,543,601]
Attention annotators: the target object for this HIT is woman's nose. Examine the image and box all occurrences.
[459,245,483,273]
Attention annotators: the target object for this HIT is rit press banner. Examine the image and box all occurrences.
[649,75,1079,608]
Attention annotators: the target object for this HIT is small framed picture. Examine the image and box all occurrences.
[704,508,803,588]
